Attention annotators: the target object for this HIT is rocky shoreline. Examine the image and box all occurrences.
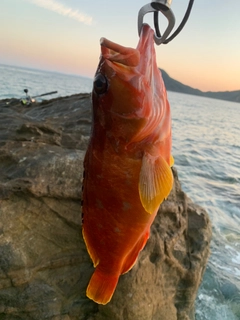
[0,94,212,320]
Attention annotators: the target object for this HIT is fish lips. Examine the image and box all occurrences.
[93,24,158,119]
[100,23,155,75]
[100,38,140,68]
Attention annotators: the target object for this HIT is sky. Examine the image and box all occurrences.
[1,0,240,92]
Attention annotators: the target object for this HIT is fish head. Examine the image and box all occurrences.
[92,24,169,146]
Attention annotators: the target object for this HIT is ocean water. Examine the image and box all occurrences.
[170,93,240,320]
[0,64,240,319]
[0,64,92,100]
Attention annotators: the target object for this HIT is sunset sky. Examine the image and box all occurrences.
[1,0,240,92]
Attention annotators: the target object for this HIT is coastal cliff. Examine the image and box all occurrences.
[161,69,240,103]
[0,95,211,320]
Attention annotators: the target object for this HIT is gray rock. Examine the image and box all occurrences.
[0,94,211,320]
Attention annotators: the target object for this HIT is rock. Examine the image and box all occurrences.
[0,95,211,320]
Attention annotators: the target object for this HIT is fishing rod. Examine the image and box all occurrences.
[32,90,58,98]
[20,88,58,105]
[138,0,195,45]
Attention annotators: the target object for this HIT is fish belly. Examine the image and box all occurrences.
[82,147,155,304]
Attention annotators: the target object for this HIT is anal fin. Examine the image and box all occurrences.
[122,230,150,274]
[170,154,174,167]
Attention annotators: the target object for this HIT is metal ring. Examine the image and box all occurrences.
[138,3,175,45]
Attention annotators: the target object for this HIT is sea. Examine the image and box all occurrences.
[0,64,240,320]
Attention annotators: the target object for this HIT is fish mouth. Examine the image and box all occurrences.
[100,38,140,67]
[100,24,155,72]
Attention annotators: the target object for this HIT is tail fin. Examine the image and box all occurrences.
[86,268,119,305]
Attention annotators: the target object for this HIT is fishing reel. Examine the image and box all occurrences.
[138,0,194,45]
[20,89,35,106]
[20,88,58,106]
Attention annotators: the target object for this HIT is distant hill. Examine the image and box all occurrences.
[160,69,240,103]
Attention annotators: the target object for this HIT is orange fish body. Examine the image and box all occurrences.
[82,24,173,305]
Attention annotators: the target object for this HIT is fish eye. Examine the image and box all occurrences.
[93,73,108,95]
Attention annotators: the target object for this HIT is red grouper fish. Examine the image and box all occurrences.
[82,23,174,305]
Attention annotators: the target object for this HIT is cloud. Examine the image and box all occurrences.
[27,0,93,25]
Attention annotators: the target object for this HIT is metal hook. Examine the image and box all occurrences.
[138,1,175,45]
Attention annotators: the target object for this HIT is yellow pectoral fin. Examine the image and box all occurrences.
[139,153,173,214]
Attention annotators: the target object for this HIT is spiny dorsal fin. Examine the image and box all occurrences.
[139,152,173,214]
[82,228,99,268]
